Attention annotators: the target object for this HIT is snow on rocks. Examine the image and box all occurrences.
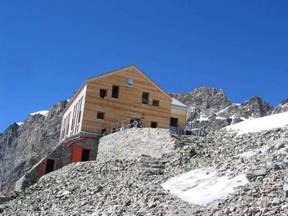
[162,167,248,206]
[197,115,209,122]
[226,111,288,134]
[30,110,49,117]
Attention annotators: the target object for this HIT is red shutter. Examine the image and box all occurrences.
[72,146,83,162]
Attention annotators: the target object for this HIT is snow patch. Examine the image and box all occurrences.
[162,167,248,206]
[215,116,226,120]
[16,122,24,126]
[30,110,49,117]
[226,111,288,134]
[198,115,209,122]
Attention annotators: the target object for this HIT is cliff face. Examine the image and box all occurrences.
[0,101,67,193]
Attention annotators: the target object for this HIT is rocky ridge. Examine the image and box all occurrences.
[0,101,67,193]
[1,125,288,215]
[273,99,288,114]
[172,87,279,135]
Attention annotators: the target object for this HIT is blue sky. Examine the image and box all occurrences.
[1,0,288,132]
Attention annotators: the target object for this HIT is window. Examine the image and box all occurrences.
[100,89,107,98]
[65,113,71,136]
[112,85,119,98]
[97,112,105,120]
[152,100,160,107]
[142,92,149,104]
[77,98,82,123]
[71,105,77,134]
[151,121,158,128]
[127,79,134,87]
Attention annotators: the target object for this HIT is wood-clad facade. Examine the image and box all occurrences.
[60,66,187,142]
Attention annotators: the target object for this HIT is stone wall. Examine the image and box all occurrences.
[14,138,99,192]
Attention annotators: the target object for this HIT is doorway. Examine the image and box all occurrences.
[170,117,178,127]
[170,117,178,134]
[81,149,90,161]
[45,159,55,174]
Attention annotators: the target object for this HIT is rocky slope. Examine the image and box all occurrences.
[172,87,275,135]
[1,124,288,215]
[0,86,286,195]
[97,128,175,162]
[0,101,67,193]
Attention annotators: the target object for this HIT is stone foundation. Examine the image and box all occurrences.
[15,137,100,192]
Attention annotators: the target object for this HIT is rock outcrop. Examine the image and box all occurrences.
[0,101,67,193]
[273,99,288,114]
[172,87,274,135]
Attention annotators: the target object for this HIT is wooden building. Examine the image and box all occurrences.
[59,65,187,161]
[13,66,187,192]
[14,66,188,191]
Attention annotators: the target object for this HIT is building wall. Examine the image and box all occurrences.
[60,85,87,141]
[15,138,99,192]
[171,106,187,129]
[81,67,172,134]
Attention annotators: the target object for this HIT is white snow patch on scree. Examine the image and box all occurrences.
[16,122,23,126]
[226,111,288,135]
[162,167,248,206]
[198,115,209,122]
[30,110,49,116]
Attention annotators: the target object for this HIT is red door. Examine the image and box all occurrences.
[72,146,83,162]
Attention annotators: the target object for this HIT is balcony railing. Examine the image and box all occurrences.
[98,119,186,138]
[170,126,185,137]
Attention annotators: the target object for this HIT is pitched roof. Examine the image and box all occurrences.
[171,98,188,109]
[87,65,171,99]
[66,65,171,108]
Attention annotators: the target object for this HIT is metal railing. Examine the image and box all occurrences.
[170,126,185,137]
[98,119,186,138]
[98,118,135,136]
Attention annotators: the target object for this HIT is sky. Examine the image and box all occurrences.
[1,0,288,132]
